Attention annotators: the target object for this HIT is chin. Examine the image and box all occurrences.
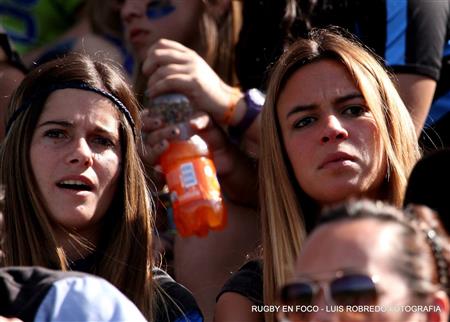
[136,48,148,63]
[315,186,363,205]
[56,212,94,229]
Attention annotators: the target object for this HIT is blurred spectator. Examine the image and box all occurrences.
[0,0,85,64]
[0,0,129,74]
[120,1,259,320]
[283,200,450,322]
[0,266,147,322]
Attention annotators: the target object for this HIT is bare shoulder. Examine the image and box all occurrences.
[214,292,263,322]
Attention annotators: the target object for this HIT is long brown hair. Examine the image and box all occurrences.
[260,28,421,321]
[0,53,156,319]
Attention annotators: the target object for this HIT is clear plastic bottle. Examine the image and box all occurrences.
[147,94,227,237]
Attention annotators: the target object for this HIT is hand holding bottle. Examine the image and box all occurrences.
[143,95,227,237]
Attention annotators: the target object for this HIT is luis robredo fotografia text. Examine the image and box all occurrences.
[251,305,442,314]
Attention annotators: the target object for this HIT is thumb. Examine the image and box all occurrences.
[188,112,211,131]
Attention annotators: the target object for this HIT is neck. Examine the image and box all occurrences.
[54,226,99,261]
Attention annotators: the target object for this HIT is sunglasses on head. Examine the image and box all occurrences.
[280,272,379,308]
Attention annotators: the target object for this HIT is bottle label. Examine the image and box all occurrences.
[166,158,221,206]
[180,163,197,188]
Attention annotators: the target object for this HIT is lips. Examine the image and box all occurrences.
[128,28,148,43]
[56,176,95,192]
[319,152,356,170]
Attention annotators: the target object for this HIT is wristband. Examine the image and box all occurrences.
[223,87,242,125]
[229,88,265,143]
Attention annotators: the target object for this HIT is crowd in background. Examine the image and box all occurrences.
[0,0,449,321]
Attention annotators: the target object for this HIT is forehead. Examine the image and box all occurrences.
[39,89,120,125]
[296,219,398,276]
[278,59,361,106]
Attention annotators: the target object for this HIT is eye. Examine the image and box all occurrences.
[147,0,162,8]
[44,129,67,139]
[294,116,316,129]
[342,105,367,117]
[147,0,163,9]
[93,136,116,148]
[146,0,174,18]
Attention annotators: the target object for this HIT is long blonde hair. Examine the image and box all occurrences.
[0,53,156,320]
[260,28,421,321]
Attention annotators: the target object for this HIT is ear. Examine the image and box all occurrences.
[428,290,449,322]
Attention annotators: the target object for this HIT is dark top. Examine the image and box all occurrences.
[216,260,263,306]
[0,266,150,321]
[154,267,204,322]
[0,266,89,322]
[70,255,203,322]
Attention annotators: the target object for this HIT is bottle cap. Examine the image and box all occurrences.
[145,93,193,124]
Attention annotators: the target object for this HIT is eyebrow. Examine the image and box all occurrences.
[37,120,119,137]
[296,266,364,280]
[285,92,364,119]
[37,120,73,128]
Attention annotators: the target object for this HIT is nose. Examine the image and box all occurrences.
[308,290,338,322]
[121,0,144,23]
[66,138,94,167]
[321,115,348,144]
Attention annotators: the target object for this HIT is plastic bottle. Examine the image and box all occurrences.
[147,94,227,237]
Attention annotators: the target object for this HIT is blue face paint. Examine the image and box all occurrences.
[146,0,175,20]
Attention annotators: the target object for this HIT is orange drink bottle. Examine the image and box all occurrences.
[148,94,227,237]
[159,135,226,237]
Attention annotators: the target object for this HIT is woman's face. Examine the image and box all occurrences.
[30,89,122,237]
[277,59,387,205]
[291,219,424,322]
[121,0,203,61]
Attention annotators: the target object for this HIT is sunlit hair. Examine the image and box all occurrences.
[0,53,156,319]
[317,199,450,298]
[259,28,421,321]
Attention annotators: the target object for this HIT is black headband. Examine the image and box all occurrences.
[5,81,136,138]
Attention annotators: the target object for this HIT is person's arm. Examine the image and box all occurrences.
[383,0,449,134]
[214,293,263,322]
[395,74,436,135]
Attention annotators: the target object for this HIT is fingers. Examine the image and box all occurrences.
[139,119,189,167]
[144,125,181,147]
[140,139,169,167]
[142,39,194,76]
[147,74,195,99]
[141,110,163,131]
[188,113,229,152]
[188,112,211,131]
[142,48,188,77]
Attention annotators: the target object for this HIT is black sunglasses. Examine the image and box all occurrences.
[280,273,378,308]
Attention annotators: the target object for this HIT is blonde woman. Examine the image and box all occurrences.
[215,28,421,322]
[0,53,202,321]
